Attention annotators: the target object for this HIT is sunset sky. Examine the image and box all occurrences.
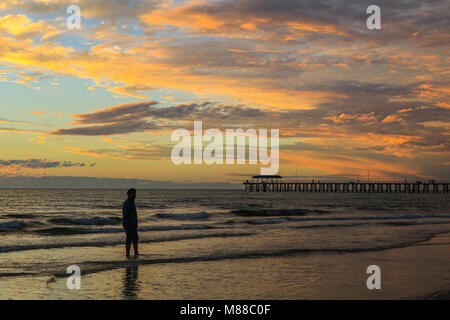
[0,0,449,187]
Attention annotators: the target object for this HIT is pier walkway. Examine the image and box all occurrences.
[243,176,449,193]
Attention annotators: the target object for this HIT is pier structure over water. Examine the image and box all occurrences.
[243,175,449,194]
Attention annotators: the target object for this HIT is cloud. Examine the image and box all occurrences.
[107,85,153,99]
[141,0,350,41]
[0,14,62,40]
[49,101,161,136]
[49,100,270,136]
[141,0,450,46]
[51,119,158,136]
[45,98,449,179]
[1,0,161,23]
[1,0,449,181]
[48,94,450,142]
[63,145,171,160]
[71,101,159,124]
[1,2,448,108]
[35,96,450,179]
[0,158,90,169]
[0,116,50,128]
[0,127,41,133]
[0,118,31,125]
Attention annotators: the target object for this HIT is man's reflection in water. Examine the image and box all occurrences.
[122,263,139,299]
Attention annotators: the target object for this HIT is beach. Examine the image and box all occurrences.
[0,189,449,300]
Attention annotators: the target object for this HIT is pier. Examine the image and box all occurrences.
[243,175,449,194]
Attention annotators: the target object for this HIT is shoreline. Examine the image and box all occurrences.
[423,290,450,300]
[10,232,450,299]
[2,223,450,299]
[415,231,450,300]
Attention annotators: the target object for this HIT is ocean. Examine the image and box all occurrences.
[0,189,449,299]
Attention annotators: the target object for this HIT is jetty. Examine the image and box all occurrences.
[243,175,449,193]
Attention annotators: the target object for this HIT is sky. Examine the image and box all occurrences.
[0,0,449,187]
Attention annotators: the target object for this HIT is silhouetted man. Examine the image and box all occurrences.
[123,188,139,257]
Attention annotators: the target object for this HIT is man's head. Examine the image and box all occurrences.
[127,188,136,200]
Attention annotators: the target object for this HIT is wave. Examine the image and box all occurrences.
[33,223,216,236]
[48,217,122,226]
[97,203,168,209]
[290,221,450,230]
[0,231,255,254]
[230,209,327,216]
[3,213,36,219]
[138,204,168,209]
[94,204,121,209]
[382,221,447,227]
[140,224,214,231]
[245,219,284,225]
[34,227,96,236]
[0,272,38,277]
[286,213,450,222]
[155,212,209,220]
[50,231,443,278]
[222,213,450,227]
[291,222,367,229]
[0,221,25,230]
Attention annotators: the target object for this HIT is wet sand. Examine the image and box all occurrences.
[1,232,449,300]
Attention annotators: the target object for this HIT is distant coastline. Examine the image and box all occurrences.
[0,175,239,189]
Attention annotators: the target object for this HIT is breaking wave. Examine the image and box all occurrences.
[155,212,209,220]
[230,209,327,216]
[48,217,122,226]
[0,231,255,254]
[0,221,25,230]
[33,224,216,236]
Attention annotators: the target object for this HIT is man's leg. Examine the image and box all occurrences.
[126,241,131,257]
[132,241,139,256]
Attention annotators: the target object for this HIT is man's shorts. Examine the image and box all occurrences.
[125,228,139,244]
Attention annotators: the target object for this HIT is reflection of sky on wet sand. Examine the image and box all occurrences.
[122,263,139,300]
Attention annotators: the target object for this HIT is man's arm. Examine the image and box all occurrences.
[122,201,130,228]
[132,203,138,229]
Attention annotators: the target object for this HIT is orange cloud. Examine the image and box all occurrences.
[141,1,348,41]
[0,14,62,40]
[325,113,378,124]
[281,150,425,181]
[382,115,403,123]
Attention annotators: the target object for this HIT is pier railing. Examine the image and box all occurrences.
[243,181,449,193]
